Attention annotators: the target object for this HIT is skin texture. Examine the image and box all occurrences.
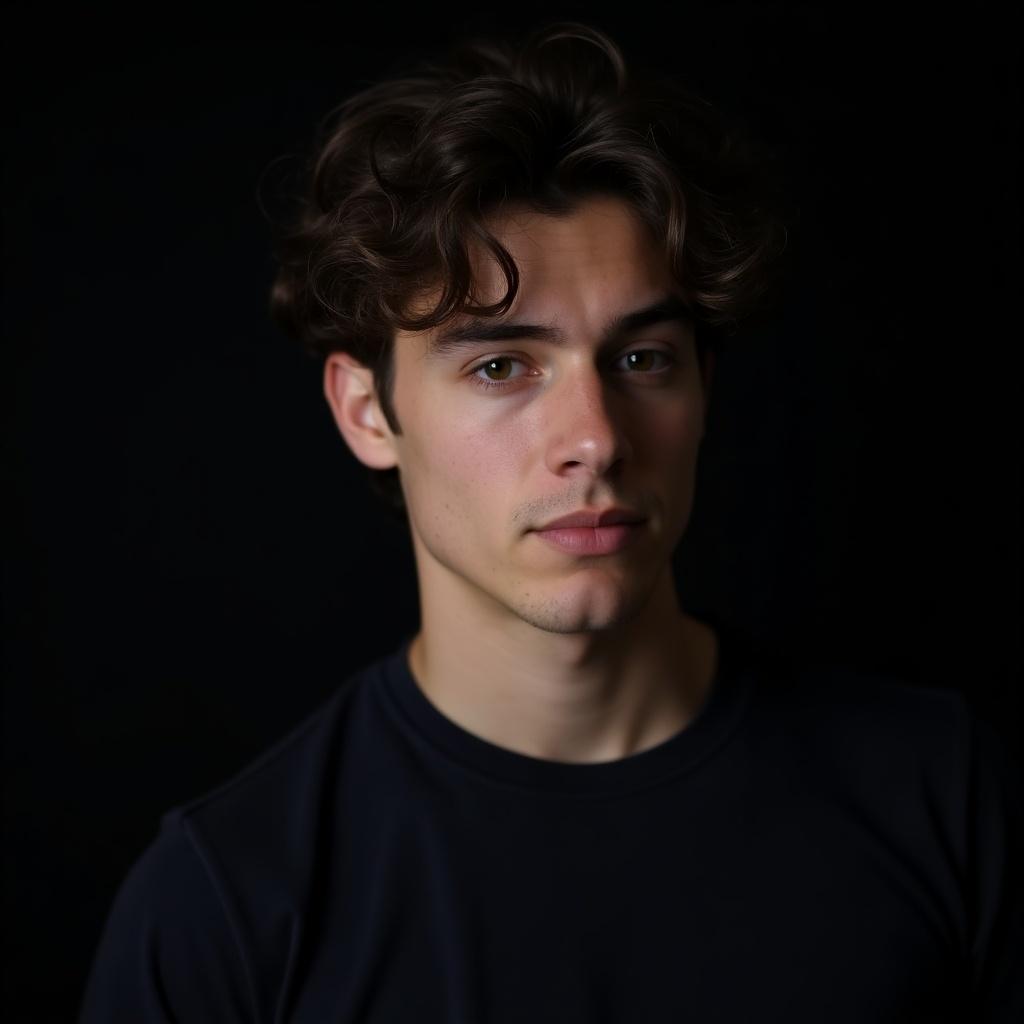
[324,195,719,763]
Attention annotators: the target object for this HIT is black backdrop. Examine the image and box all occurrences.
[4,1,1020,1017]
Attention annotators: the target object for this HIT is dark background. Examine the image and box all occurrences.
[3,0,1020,1017]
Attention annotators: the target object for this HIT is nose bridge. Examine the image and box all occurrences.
[544,356,631,476]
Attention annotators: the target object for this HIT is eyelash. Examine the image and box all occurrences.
[469,350,676,393]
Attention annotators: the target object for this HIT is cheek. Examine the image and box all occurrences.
[406,413,520,519]
[451,425,529,510]
[645,400,704,465]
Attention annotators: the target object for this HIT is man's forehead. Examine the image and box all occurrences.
[487,193,646,237]
[484,201,663,278]
[420,293,694,360]
[398,196,687,352]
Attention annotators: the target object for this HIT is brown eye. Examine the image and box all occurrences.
[622,350,672,372]
[481,357,515,381]
[470,356,530,392]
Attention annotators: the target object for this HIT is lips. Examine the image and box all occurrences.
[535,507,646,531]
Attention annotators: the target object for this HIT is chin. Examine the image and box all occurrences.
[510,582,648,636]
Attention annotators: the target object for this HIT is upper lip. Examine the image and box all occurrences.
[535,507,646,530]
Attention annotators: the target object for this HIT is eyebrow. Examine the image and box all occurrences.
[426,294,694,359]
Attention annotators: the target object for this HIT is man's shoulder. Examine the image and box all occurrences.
[144,642,410,907]
[712,613,973,747]
[81,647,405,1021]
[743,644,1015,814]
[746,639,974,748]
[80,802,256,1020]
[176,650,392,845]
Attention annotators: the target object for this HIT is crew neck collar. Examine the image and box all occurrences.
[375,610,754,799]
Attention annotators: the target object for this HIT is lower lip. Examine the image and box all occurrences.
[532,523,643,555]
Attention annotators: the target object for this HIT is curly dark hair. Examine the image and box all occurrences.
[268,22,786,522]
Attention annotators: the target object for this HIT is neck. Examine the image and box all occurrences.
[407,569,718,764]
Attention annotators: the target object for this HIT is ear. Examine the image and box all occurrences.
[323,352,398,471]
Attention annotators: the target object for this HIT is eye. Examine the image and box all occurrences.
[470,356,531,391]
[620,349,673,373]
[468,348,676,393]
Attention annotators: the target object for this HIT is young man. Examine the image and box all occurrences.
[80,23,1022,1022]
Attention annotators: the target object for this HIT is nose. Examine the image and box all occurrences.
[543,362,633,479]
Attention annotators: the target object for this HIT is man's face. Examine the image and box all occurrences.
[385,195,709,635]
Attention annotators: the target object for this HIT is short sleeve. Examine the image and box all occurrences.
[966,710,1024,1022]
[78,813,256,1023]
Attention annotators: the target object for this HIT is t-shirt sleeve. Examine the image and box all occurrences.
[966,710,1024,1022]
[78,813,256,1023]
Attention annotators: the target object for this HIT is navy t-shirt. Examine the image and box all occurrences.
[79,617,1023,1022]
